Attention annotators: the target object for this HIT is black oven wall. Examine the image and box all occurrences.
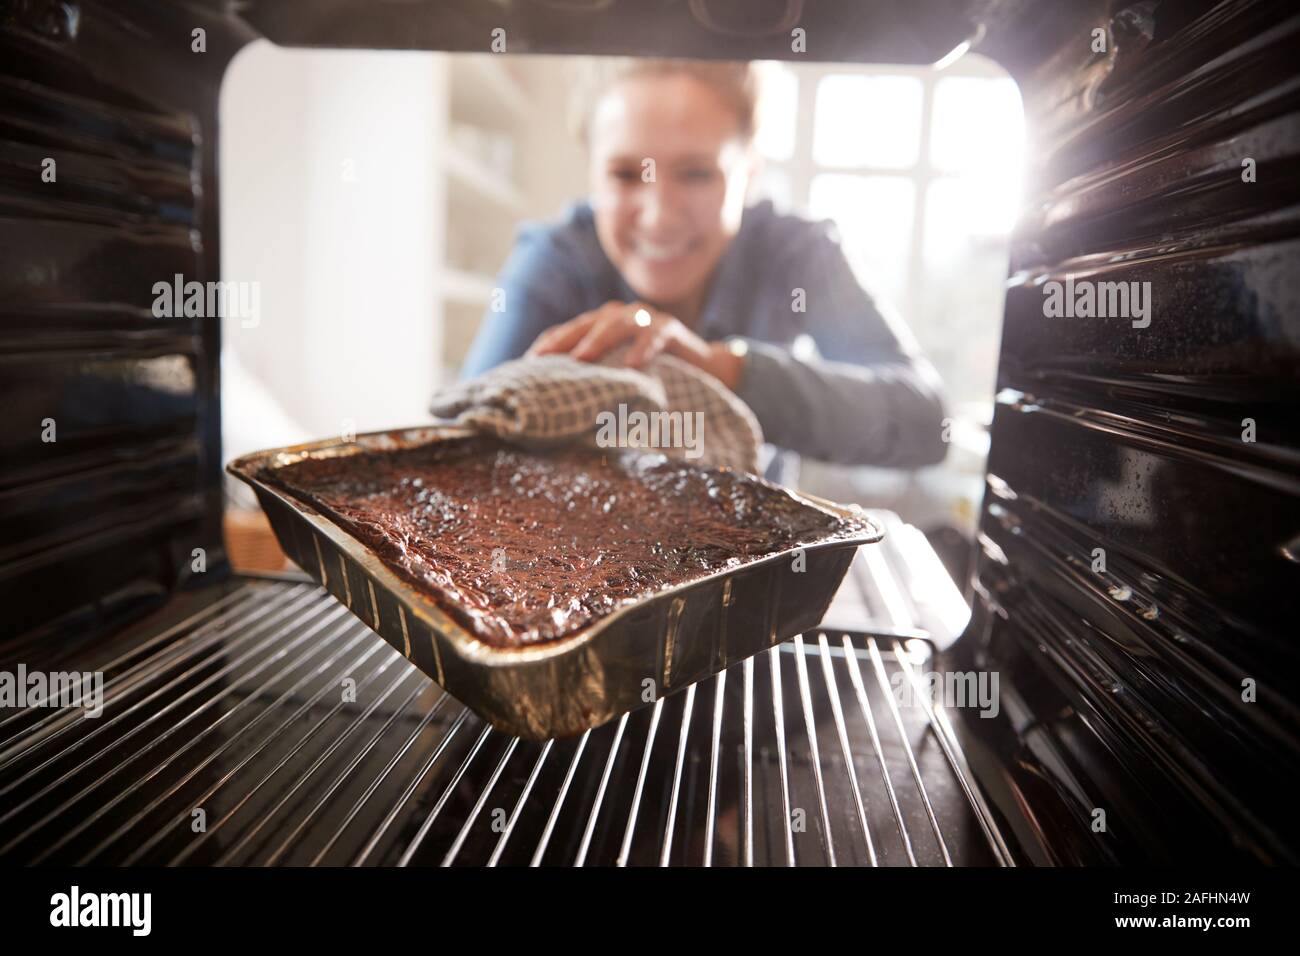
[950,0,1300,864]
[6,0,1297,868]
[0,0,254,641]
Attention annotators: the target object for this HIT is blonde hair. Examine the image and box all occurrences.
[567,57,764,146]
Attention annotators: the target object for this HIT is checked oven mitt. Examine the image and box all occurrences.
[429,347,763,473]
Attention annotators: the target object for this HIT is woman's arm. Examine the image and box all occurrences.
[733,225,948,468]
[458,212,947,468]
[457,227,582,381]
[734,340,947,467]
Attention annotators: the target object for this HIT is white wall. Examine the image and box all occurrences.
[219,41,445,460]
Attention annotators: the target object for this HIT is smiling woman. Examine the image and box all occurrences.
[570,58,758,327]
[458,56,948,471]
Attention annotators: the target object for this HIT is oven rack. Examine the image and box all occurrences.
[0,527,1011,866]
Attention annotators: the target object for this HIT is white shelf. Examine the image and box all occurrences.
[440,267,496,305]
[437,53,535,373]
[444,144,525,213]
[450,55,529,125]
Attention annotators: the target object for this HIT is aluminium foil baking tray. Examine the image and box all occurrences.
[227,426,883,739]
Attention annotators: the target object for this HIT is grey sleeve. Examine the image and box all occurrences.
[732,224,948,468]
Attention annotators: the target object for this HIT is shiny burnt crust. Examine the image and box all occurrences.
[264,435,870,648]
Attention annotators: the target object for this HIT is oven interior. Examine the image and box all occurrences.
[2,0,1298,865]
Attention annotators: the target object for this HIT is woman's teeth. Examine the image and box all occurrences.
[633,240,692,261]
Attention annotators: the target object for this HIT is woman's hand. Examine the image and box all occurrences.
[526,300,744,390]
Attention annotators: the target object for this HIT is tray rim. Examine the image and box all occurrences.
[226,425,884,669]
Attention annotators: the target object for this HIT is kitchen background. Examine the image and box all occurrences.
[218,44,1024,580]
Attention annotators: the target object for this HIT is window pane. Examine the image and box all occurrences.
[929,76,1024,175]
[808,173,914,308]
[813,75,923,169]
[755,62,798,162]
[918,176,1013,414]
[751,164,793,212]
[923,173,1021,269]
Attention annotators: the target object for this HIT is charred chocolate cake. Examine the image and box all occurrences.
[264,435,871,648]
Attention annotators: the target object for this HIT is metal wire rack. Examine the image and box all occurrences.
[0,520,1011,866]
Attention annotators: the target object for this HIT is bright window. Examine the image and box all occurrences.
[754,58,1025,413]
[755,57,1025,532]
[755,62,799,162]
[808,174,915,308]
[812,75,924,168]
[930,75,1024,175]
